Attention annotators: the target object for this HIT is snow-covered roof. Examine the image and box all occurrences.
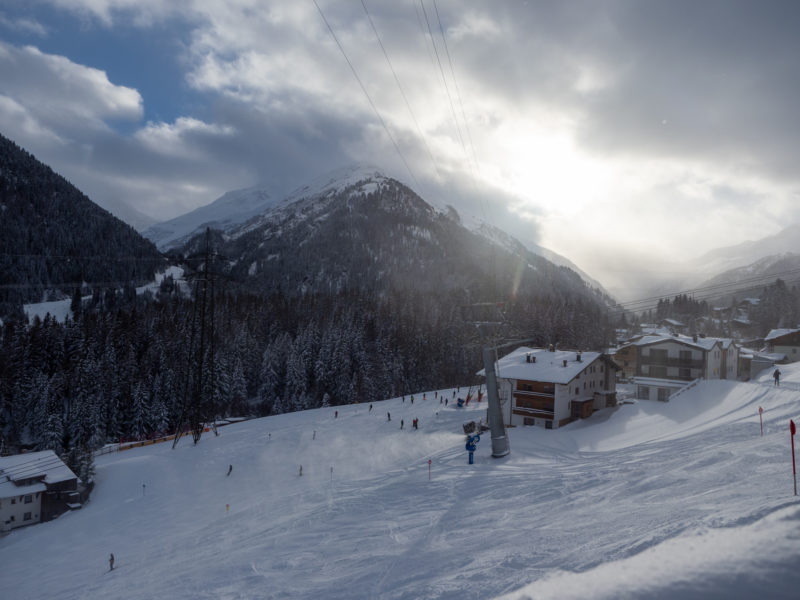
[480,346,603,385]
[0,450,76,496]
[623,333,732,352]
[660,318,685,327]
[764,328,800,342]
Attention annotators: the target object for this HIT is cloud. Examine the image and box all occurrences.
[3,0,800,299]
[0,13,48,36]
[0,41,142,135]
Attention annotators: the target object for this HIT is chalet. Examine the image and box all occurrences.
[659,318,687,334]
[764,328,800,363]
[619,334,739,401]
[486,346,618,430]
[0,450,79,532]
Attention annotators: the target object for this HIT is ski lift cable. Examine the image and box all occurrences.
[433,0,480,175]
[311,0,420,190]
[361,0,443,181]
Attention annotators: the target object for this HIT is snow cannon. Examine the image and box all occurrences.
[465,434,480,464]
[456,398,466,408]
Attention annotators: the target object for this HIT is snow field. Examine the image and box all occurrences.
[1,377,799,599]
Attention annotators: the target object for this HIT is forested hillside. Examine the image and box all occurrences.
[0,133,164,320]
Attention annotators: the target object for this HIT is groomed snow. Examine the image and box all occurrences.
[1,372,799,599]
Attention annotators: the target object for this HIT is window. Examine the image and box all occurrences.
[545,421,553,429]
[650,365,667,378]
[575,388,579,395]
[658,388,671,401]
[24,494,32,504]
[679,350,692,361]
[523,417,535,426]
[651,349,668,362]
[11,498,16,504]
[638,386,650,400]
[679,368,691,378]
[24,512,32,521]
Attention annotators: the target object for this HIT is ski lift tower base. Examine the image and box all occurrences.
[483,346,510,458]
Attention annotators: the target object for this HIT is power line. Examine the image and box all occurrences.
[361,0,443,181]
[614,266,800,310]
[433,0,480,174]
[312,0,420,189]
[419,0,471,175]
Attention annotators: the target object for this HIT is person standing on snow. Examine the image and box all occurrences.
[109,553,115,571]
[387,412,391,421]
[774,368,781,386]
[227,464,233,476]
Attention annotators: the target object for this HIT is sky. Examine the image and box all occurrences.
[1,0,800,296]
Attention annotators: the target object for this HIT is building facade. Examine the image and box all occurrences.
[488,347,618,430]
[619,334,739,401]
[0,450,79,531]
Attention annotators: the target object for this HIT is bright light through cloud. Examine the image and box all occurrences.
[1,0,799,300]
[481,118,613,221]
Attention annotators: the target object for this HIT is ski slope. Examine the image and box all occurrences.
[2,375,799,599]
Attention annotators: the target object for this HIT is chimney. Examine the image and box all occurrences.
[576,352,582,362]
[563,359,568,367]
[693,334,698,342]
[526,353,531,363]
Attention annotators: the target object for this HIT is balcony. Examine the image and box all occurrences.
[638,356,705,369]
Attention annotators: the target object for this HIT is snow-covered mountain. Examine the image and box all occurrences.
[142,184,278,250]
[176,168,607,318]
[167,165,609,302]
[691,223,800,278]
[3,371,799,599]
[614,223,800,305]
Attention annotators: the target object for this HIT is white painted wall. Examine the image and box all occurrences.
[0,490,42,531]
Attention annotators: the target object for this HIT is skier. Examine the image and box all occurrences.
[411,395,414,405]
[774,368,781,386]
[369,404,373,412]
[227,464,233,477]
[387,412,391,421]
[401,419,404,430]
[109,553,115,571]
[445,398,448,407]
[299,465,303,477]
[335,410,338,418]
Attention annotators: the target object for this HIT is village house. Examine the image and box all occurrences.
[0,450,79,532]
[763,328,800,363]
[486,346,618,430]
[617,334,739,401]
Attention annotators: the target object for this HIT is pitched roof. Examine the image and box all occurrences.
[622,334,732,352]
[480,346,602,385]
[0,450,76,496]
[764,328,800,342]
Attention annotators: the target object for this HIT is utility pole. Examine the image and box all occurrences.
[173,228,218,448]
